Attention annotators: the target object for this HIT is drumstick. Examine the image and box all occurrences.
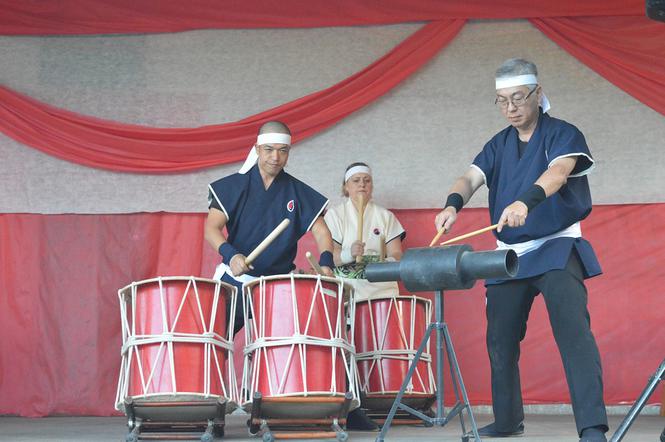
[305,251,324,275]
[429,227,446,247]
[356,194,365,263]
[245,218,290,266]
[379,234,386,262]
[440,223,499,246]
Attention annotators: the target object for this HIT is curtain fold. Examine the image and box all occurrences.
[0,2,662,173]
[0,0,643,35]
[0,20,464,173]
[531,16,665,116]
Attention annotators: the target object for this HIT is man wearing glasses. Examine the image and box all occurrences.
[205,121,335,336]
[434,58,608,442]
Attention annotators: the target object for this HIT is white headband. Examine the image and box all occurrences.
[495,74,551,113]
[257,132,291,146]
[344,165,372,183]
[495,74,538,89]
[238,132,292,174]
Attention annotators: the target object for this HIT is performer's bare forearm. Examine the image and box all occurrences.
[311,217,334,253]
[204,208,229,252]
[534,156,577,197]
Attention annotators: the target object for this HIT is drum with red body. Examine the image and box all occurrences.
[115,276,238,414]
[353,294,435,410]
[241,274,359,418]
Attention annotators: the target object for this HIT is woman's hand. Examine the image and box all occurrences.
[350,240,365,258]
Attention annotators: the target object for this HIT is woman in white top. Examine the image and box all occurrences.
[324,162,407,431]
[324,162,405,301]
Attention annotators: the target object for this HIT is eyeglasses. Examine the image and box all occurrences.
[495,87,537,109]
[260,145,290,155]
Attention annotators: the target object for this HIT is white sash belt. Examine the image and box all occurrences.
[496,222,581,256]
[213,262,258,284]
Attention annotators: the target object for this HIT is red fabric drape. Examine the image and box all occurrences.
[0,20,464,173]
[0,2,663,173]
[532,16,665,116]
[0,0,643,35]
[1,205,663,416]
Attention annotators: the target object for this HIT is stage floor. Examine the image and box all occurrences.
[0,413,663,441]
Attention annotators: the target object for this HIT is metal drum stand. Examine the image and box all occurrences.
[365,245,518,442]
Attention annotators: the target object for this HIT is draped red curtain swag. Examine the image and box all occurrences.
[0,20,465,173]
[0,1,663,173]
[530,16,665,116]
[1,15,663,173]
[0,0,644,35]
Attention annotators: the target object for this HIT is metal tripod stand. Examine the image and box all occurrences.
[365,244,517,442]
[609,357,665,442]
[375,289,481,442]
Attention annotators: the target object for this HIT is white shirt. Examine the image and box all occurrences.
[324,199,405,301]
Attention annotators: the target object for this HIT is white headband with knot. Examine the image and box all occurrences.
[257,133,291,146]
[238,132,292,174]
[495,74,551,113]
[345,165,372,183]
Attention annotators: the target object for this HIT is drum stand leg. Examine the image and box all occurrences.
[609,357,665,442]
[201,420,215,442]
[124,399,141,442]
[336,391,353,441]
[375,290,481,442]
[248,392,263,436]
[215,398,227,439]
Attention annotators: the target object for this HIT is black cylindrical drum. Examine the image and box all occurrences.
[365,245,518,292]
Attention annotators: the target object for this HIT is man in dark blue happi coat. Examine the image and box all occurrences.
[205,121,335,335]
[434,58,608,442]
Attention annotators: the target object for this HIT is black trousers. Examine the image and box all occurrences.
[485,252,608,436]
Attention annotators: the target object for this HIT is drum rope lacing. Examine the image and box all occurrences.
[243,336,355,355]
[355,295,436,395]
[355,349,432,361]
[115,277,238,409]
[121,333,234,355]
[240,274,360,402]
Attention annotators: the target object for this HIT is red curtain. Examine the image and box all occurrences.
[1,3,664,173]
[0,0,643,35]
[1,205,663,416]
[532,16,665,116]
[0,19,464,173]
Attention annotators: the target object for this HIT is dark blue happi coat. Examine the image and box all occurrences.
[472,110,602,284]
[208,165,328,277]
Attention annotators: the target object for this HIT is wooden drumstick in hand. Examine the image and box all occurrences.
[356,194,365,263]
[244,219,290,266]
[305,251,325,275]
[440,223,499,246]
[429,227,446,247]
[379,234,386,262]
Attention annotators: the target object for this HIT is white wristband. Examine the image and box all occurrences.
[340,248,354,264]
